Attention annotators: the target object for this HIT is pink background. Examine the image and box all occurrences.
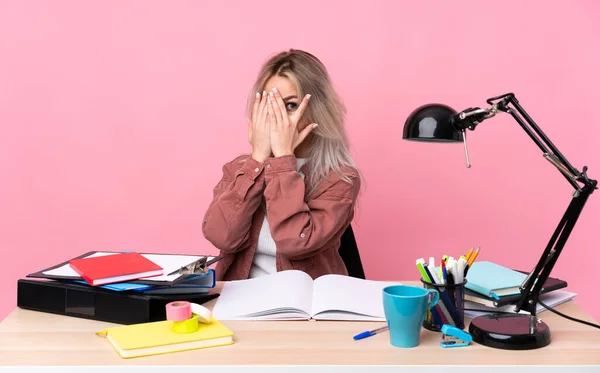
[1,1,599,322]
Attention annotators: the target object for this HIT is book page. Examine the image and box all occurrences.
[42,252,214,282]
[212,270,314,320]
[311,275,398,321]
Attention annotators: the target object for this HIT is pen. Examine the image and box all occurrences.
[438,291,461,326]
[441,259,447,285]
[353,325,388,340]
[447,271,455,286]
[432,269,462,327]
[422,265,446,327]
[445,259,457,305]
[451,259,460,284]
[457,257,467,282]
[416,259,431,283]
[423,264,437,286]
[427,264,442,285]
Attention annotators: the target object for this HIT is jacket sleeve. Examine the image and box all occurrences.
[263,155,360,260]
[202,155,266,254]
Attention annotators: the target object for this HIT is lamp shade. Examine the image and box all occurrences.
[403,103,463,142]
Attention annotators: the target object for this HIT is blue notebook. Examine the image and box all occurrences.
[135,269,216,295]
[73,280,152,291]
[465,261,527,298]
[72,269,216,294]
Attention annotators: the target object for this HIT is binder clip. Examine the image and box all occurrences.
[167,257,209,276]
[167,255,224,276]
[440,324,472,348]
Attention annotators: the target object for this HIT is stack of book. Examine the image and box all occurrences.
[463,261,577,318]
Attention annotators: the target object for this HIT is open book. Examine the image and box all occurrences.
[211,270,398,321]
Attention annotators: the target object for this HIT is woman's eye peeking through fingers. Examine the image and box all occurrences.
[285,101,298,112]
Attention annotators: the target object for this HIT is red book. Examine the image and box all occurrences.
[69,252,163,286]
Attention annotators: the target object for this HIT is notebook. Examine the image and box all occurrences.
[465,270,568,307]
[135,269,216,295]
[97,318,234,358]
[69,252,163,286]
[464,290,577,319]
[85,269,216,294]
[465,261,528,298]
[211,270,397,321]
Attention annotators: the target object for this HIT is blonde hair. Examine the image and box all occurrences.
[247,49,359,196]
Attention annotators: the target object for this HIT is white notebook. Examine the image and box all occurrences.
[211,270,398,321]
[464,290,577,319]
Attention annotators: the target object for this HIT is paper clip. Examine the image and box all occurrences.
[440,324,472,348]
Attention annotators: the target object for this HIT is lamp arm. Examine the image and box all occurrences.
[490,93,595,191]
[455,93,597,316]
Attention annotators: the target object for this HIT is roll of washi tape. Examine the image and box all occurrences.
[166,301,192,322]
[172,314,199,334]
[190,303,213,324]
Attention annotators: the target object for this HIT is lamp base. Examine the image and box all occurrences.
[468,313,551,350]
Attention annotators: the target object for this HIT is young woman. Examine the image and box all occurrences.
[202,49,361,281]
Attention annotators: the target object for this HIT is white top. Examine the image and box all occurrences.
[249,158,309,278]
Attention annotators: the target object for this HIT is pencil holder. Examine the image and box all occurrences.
[420,278,466,332]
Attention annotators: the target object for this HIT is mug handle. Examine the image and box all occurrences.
[426,289,439,308]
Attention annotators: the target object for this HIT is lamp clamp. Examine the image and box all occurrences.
[453,104,498,131]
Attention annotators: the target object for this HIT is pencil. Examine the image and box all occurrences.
[465,247,474,262]
[467,247,480,267]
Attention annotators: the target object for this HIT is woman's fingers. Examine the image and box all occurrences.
[267,94,277,128]
[251,91,261,125]
[271,88,289,126]
[258,91,268,126]
[294,94,311,124]
[256,91,267,124]
[269,90,284,128]
[294,123,318,149]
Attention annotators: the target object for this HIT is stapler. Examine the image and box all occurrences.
[440,324,472,348]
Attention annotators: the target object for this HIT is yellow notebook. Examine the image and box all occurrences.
[97,318,234,358]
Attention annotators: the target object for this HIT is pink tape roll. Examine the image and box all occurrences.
[166,301,192,321]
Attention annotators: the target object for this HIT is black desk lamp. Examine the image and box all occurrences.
[403,93,597,350]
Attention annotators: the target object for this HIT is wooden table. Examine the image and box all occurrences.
[1,281,599,370]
